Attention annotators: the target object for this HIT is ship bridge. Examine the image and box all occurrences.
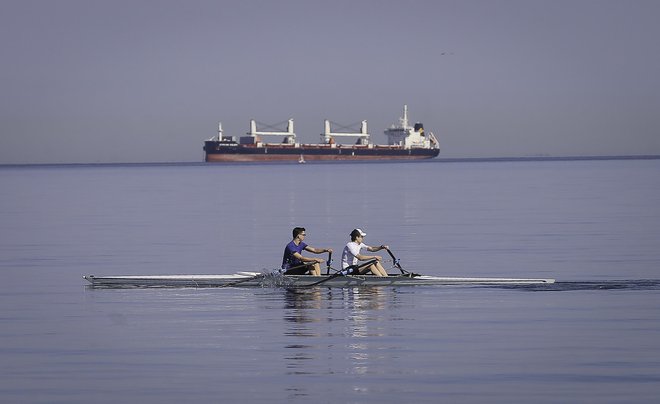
[384,105,438,149]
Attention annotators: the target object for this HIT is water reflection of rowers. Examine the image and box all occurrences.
[281,227,333,276]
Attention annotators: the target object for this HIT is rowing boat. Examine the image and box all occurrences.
[83,272,555,288]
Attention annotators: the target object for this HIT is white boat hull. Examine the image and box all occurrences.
[83,273,555,288]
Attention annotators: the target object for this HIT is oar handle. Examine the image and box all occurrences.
[326,251,333,275]
[385,248,407,275]
[385,248,399,265]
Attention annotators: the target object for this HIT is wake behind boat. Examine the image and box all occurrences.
[83,272,556,288]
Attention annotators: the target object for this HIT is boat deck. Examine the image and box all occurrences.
[84,273,556,288]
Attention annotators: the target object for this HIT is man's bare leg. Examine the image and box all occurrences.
[374,262,389,276]
[365,263,388,277]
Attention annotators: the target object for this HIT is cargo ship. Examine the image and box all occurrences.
[203,105,440,162]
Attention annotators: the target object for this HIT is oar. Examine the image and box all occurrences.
[385,248,415,276]
[218,273,267,288]
[283,261,317,275]
[219,262,314,288]
[325,251,333,275]
[387,248,409,275]
[306,259,377,287]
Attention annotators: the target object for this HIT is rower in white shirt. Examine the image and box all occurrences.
[340,228,389,277]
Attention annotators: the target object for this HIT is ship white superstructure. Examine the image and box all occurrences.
[384,105,439,149]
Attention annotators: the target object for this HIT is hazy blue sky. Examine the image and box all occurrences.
[1,0,659,163]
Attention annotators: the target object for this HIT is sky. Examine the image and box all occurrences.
[1,0,659,164]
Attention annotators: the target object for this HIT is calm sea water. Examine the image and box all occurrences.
[1,159,659,403]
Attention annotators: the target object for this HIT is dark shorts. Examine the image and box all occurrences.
[346,259,378,275]
[283,264,312,275]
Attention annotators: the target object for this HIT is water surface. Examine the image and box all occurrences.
[1,159,659,403]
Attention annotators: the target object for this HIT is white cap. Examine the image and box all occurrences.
[352,228,367,237]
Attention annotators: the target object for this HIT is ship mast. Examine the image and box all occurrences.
[401,104,409,129]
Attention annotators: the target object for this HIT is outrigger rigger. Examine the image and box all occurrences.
[83,250,556,288]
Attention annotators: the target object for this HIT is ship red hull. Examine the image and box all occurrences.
[204,142,439,163]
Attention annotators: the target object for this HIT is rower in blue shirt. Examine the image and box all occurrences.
[282,227,333,275]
